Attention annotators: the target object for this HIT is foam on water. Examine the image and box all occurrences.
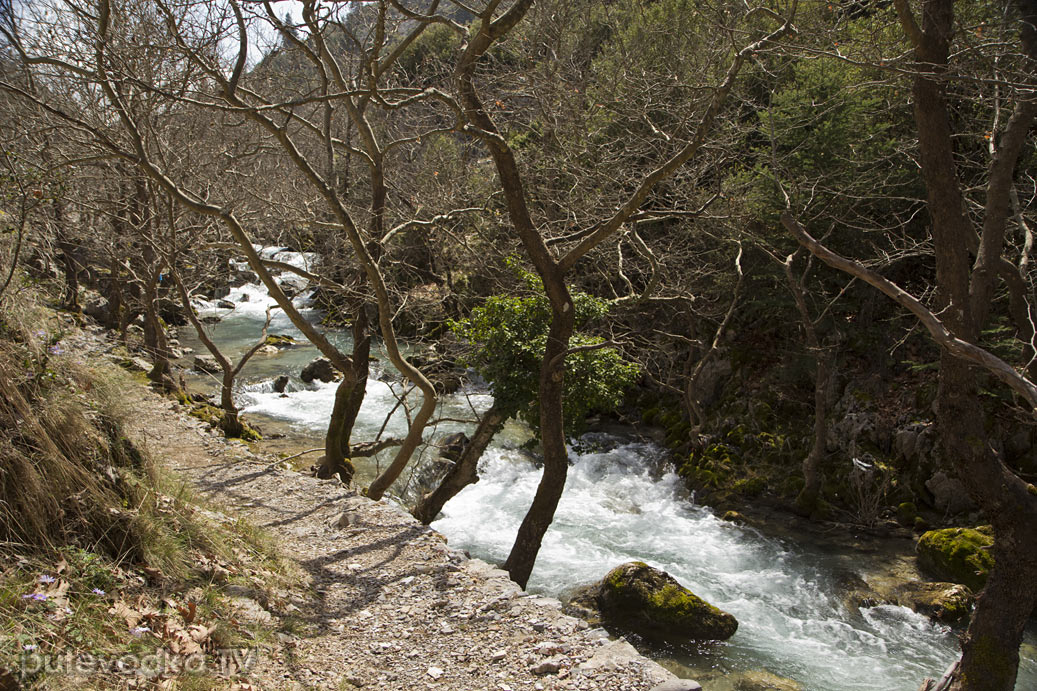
[431,441,1035,690]
[240,378,414,435]
[187,247,1037,691]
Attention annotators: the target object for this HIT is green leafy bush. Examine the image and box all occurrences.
[451,267,639,436]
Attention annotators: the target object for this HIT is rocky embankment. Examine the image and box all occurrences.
[70,323,698,690]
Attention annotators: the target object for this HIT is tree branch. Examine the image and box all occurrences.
[782,212,1037,411]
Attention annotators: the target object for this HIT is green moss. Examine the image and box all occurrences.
[238,422,262,442]
[599,562,737,641]
[896,501,917,526]
[1028,484,1037,497]
[936,594,969,622]
[263,334,296,347]
[916,528,995,591]
[659,411,682,429]
[733,476,766,497]
[189,404,224,427]
[962,633,1015,689]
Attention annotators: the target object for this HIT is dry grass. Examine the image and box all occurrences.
[0,288,297,688]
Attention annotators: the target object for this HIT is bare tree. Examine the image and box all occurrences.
[451,0,797,587]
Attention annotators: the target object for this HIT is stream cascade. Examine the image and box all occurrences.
[178,247,1037,691]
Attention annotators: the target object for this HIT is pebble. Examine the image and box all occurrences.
[104,342,700,691]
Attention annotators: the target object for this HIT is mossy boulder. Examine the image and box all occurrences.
[899,582,974,624]
[916,528,994,592]
[896,501,917,526]
[597,562,737,642]
[264,334,296,348]
[188,404,261,441]
[189,403,224,427]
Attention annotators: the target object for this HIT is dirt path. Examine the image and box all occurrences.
[91,328,689,690]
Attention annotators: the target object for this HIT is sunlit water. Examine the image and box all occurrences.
[174,249,1037,690]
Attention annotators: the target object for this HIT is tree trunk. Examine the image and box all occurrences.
[319,304,371,483]
[937,355,1037,691]
[219,368,245,438]
[503,304,575,588]
[796,347,832,517]
[142,264,177,392]
[320,372,360,484]
[892,2,1037,685]
[105,255,125,332]
[341,307,372,456]
[412,405,505,525]
[53,198,79,312]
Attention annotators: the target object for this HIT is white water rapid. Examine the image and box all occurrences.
[175,251,1037,690]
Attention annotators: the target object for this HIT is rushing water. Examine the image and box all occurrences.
[176,249,1037,691]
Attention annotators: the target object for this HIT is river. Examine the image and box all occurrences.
[176,248,1037,690]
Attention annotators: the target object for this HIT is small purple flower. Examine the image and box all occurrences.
[48,345,63,356]
[22,593,47,601]
[92,588,106,596]
[38,575,56,584]
[22,644,37,651]
[130,626,150,637]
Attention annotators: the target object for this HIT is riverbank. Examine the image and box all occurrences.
[69,323,687,690]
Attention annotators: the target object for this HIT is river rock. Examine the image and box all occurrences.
[83,297,111,323]
[120,356,154,373]
[200,315,221,324]
[279,281,298,299]
[440,432,468,462]
[264,334,297,348]
[272,375,290,394]
[256,345,280,355]
[899,582,974,623]
[925,471,974,515]
[301,357,339,383]
[193,355,221,374]
[155,297,188,326]
[216,299,236,310]
[238,292,250,302]
[730,670,802,691]
[650,681,703,691]
[588,562,738,642]
[916,527,993,591]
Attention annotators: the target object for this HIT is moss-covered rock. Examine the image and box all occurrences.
[189,403,224,427]
[916,528,994,592]
[597,561,737,642]
[896,501,917,526]
[188,404,261,441]
[899,582,974,624]
[263,334,296,348]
